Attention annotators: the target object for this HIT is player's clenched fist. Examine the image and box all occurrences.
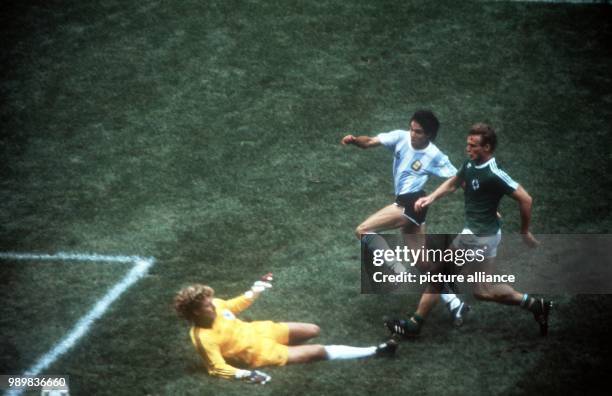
[341,134,356,145]
[260,272,273,282]
[414,196,433,213]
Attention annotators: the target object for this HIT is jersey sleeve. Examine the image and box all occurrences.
[429,153,457,178]
[456,160,469,181]
[376,130,402,150]
[491,165,519,194]
[222,294,254,314]
[192,327,239,379]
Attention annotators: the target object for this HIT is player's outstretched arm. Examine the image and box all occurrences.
[225,273,274,313]
[414,175,461,212]
[510,186,540,248]
[341,135,381,149]
[247,272,273,298]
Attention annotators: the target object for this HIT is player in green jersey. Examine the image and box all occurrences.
[384,123,552,337]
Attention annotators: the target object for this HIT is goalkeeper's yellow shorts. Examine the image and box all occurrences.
[249,321,290,367]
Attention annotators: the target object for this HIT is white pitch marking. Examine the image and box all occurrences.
[1,253,155,396]
[0,251,149,263]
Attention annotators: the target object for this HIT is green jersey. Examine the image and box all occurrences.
[456,157,518,235]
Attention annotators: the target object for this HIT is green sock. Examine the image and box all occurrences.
[410,313,424,328]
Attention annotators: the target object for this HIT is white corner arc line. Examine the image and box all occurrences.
[1,252,155,396]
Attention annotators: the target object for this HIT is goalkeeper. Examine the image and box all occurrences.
[174,273,397,384]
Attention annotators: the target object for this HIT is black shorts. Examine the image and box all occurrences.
[395,190,428,226]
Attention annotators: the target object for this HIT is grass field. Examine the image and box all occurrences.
[1,1,611,395]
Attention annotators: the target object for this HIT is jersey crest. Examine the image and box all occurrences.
[471,179,480,190]
[222,309,236,320]
[411,160,422,171]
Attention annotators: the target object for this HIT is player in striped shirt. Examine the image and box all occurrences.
[341,110,469,325]
[387,123,552,337]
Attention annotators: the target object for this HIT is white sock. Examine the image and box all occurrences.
[324,345,377,360]
[441,293,461,311]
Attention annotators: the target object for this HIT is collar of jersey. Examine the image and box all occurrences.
[408,137,430,153]
[474,157,495,169]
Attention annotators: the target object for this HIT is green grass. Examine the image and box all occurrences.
[0,259,128,374]
[1,0,611,395]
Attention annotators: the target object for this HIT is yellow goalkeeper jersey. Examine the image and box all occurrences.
[189,294,289,379]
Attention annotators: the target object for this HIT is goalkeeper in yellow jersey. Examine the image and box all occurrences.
[174,273,397,384]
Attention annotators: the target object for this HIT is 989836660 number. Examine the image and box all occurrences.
[1,375,69,390]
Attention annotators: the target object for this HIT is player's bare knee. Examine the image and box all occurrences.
[308,324,321,338]
[355,224,368,240]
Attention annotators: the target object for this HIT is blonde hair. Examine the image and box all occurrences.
[174,284,214,322]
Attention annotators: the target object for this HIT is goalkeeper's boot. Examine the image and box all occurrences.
[450,301,471,328]
[375,339,398,357]
[529,298,553,336]
[384,314,423,338]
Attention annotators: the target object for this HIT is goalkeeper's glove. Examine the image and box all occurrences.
[236,369,271,384]
[245,273,273,298]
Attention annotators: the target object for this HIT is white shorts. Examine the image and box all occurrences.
[452,228,502,258]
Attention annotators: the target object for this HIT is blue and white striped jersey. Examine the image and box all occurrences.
[377,130,457,195]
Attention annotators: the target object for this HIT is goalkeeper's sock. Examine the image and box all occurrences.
[324,345,377,360]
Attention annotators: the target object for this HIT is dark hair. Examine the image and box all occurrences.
[468,123,497,152]
[411,110,440,141]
